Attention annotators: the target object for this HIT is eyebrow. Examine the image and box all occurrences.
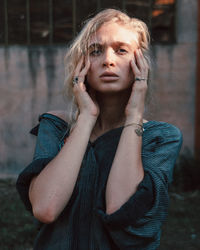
[88,43,101,49]
[88,41,132,49]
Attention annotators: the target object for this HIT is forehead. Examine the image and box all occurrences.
[89,22,139,48]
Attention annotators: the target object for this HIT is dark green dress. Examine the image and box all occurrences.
[16,113,182,250]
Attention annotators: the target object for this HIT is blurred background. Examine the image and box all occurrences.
[0,0,200,249]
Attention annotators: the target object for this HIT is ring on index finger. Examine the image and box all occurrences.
[135,77,147,81]
[73,76,79,85]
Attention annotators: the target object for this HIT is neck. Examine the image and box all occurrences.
[95,89,131,132]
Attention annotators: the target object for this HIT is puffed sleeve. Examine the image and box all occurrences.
[95,122,182,249]
[16,113,70,212]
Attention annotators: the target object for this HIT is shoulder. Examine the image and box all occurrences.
[143,120,182,143]
[142,122,182,171]
[46,110,70,123]
[30,110,70,136]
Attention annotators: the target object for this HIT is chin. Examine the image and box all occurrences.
[95,85,132,94]
[88,79,133,92]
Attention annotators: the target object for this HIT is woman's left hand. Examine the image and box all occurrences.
[125,49,149,122]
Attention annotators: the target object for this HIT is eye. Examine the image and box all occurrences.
[117,48,128,54]
[90,48,102,56]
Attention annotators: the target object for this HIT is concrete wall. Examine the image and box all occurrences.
[0,47,68,177]
[0,0,198,177]
[148,0,197,154]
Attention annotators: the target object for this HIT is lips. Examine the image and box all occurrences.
[100,72,118,77]
[100,72,119,81]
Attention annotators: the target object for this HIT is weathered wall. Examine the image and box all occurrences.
[0,47,68,177]
[0,0,198,177]
[148,0,197,154]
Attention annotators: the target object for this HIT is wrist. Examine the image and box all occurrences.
[78,113,97,127]
[125,114,143,125]
[123,122,144,136]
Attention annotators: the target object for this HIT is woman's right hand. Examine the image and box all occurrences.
[73,56,99,122]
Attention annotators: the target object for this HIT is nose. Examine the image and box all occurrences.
[102,48,115,67]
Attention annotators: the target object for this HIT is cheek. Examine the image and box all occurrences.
[88,58,98,73]
[89,55,100,64]
[127,61,135,79]
[123,60,132,75]
[121,56,132,69]
[88,57,100,75]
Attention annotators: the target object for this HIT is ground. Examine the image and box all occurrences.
[0,179,199,250]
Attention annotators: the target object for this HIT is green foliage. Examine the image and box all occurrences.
[0,179,36,250]
[160,191,200,250]
[172,148,200,192]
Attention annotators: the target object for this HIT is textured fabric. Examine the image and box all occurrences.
[16,113,182,250]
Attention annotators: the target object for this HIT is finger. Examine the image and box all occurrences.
[134,49,145,70]
[136,50,149,80]
[80,82,86,91]
[73,56,86,86]
[138,49,146,66]
[73,83,85,102]
[142,53,149,69]
[80,55,90,76]
[136,49,149,73]
[130,58,140,75]
[139,50,149,74]
[74,57,84,76]
[73,79,86,92]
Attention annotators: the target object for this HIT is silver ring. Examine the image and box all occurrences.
[73,76,79,85]
[135,77,147,81]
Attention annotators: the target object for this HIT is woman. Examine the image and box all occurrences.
[16,9,182,250]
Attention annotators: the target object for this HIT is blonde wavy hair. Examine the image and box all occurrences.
[63,8,151,126]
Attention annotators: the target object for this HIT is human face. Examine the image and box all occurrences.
[86,22,139,93]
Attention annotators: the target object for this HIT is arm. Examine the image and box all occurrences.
[29,114,95,223]
[97,125,182,249]
[105,118,144,214]
[29,57,99,224]
[105,49,148,214]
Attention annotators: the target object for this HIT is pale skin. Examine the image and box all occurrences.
[29,22,149,223]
